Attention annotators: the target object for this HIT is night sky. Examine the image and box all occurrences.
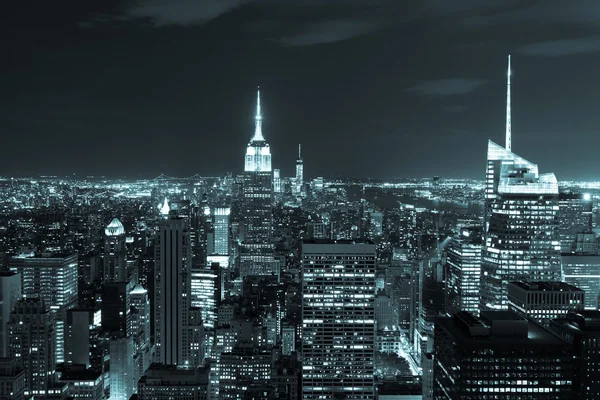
[3,1,600,180]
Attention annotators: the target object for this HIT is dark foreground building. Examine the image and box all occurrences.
[434,311,573,399]
[549,311,600,399]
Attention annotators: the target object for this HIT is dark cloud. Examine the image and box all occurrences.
[407,79,486,96]
[518,36,600,57]
[127,0,248,26]
[276,19,379,46]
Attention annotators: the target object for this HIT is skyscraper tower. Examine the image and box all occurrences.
[154,212,194,366]
[104,218,128,283]
[481,142,561,310]
[240,88,277,276]
[8,297,55,398]
[295,143,303,196]
[10,253,78,364]
[301,240,376,400]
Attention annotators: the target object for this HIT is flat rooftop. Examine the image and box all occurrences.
[509,281,583,292]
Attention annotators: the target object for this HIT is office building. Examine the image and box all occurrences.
[0,357,26,400]
[444,227,482,316]
[130,284,152,380]
[103,218,128,283]
[481,141,561,310]
[137,364,209,400]
[8,297,55,398]
[218,343,272,400]
[0,271,21,357]
[10,253,78,363]
[101,281,133,336]
[65,307,102,368]
[273,168,282,193]
[240,88,277,276]
[154,212,196,366]
[57,365,103,400]
[369,211,383,237]
[558,192,593,253]
[562,254,600,309]
[281,323,295,356]
[109,335,135,400]
[549,310,600,399]
[212,207,231,257]
[190,263,219,329]
[434,311,574,399]
[302,240,376,400]
[507,281,584,325]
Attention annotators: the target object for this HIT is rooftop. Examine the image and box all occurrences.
[105,218,125,236]
[509,281,583,292]
[437,311,569,348]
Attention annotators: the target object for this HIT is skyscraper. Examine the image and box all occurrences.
[154,212,192,366]
[109,335,135,400]
[8,297,55,398]
[10,253,78,364]
[130,284,152,380]
[549,310,600,399]
[0,271,21,358]
[295,143,303,196]
[104,218,128,283]
[558,192,593,253]
[444,227,482,316]
[434,311,573,399]
[481,141,561,310]
[301,240,376,400]
[212,207,230,257]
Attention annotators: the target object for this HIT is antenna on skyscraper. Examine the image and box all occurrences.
[505,54,511,152]
[298,144,301,159]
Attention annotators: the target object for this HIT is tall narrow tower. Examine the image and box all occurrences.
[295,143,303,196]
[240,88,276,276]
[505,54,511,152]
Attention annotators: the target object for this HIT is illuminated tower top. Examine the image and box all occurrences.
[245,87,271,172]
[252,87,264,142]
[505,54,511,152]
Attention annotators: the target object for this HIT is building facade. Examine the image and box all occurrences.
[301,240,376,400]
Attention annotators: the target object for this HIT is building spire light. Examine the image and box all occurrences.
[252,86,264,141]
[505,54,512,152]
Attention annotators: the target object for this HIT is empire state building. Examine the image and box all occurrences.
[239,88,278,277]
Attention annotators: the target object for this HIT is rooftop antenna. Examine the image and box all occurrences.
[505,55,512,152]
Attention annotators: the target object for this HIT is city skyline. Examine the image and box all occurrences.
[4,1,600,180]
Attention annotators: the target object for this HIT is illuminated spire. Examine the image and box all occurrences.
[505,54,511,152]
[252,86,264,141]
[298,144,302,159]
[159,197,170,216]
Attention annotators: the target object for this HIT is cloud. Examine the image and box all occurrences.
[517,36,600,57]
[276,19,379,46]
[407,79,485,96]
[127,0,248,26]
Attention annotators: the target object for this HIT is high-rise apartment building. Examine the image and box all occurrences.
[240,88,277,276]
[301,240,376,400]
[481,141,561,310]
[154,212,194,366]
[103,218,128,283]
[434,311,574,399]
[0,271,21,358]
[507,281,584,325]
[444,227,482,316]
[8,297,56,398]
[549,310,600,399]
[10,253,78,363]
